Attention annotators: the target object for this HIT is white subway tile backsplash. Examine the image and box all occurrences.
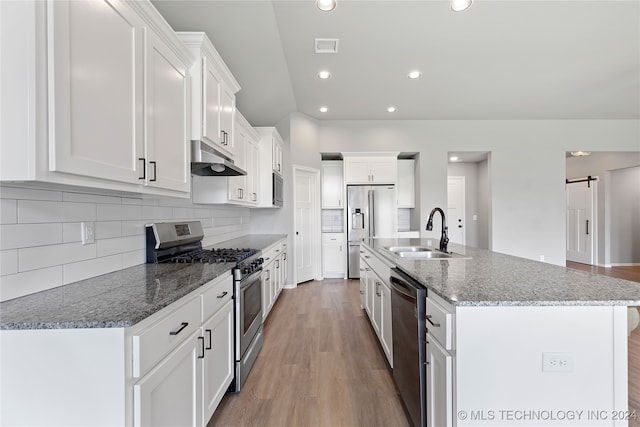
[97,203,142,221]
[95,221,122,239]
[18,200,97,223]
[63,255,122,285]
[0,186,62,201]
[1,199,17,224]
[97,235,144,258]
[19,242,96,272]
[1,250,18,275]
[142,206,173,221]
[1,185,252,300]
[121,220,146,237]
[63,222,81,243]
[0,266,63,302]
[122,249,146,269]
[62,192,121,204]
[1,223,63,249]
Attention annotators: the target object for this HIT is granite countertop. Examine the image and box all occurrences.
[366,238,640,307]
[0,234,287,330]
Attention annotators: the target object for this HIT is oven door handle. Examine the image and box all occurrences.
[239,268,263,289]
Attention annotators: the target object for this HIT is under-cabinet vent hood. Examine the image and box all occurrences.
[191,140,246,176]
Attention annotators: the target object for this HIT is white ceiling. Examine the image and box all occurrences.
[152,0,640,127]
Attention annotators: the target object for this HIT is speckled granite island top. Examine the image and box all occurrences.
[366,238,640,307]
[0,234,286,330]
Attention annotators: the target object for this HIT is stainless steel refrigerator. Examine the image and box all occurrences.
[347,185,397,278]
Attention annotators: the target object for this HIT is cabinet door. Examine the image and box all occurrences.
[220,85,235,154]
[397,159,415,208]
[272,138,283,175]
[272,259,280,300]
[48,0,144,183]
[246,140,259,203]
[380,282,393,366]
[372,276,382,336]
[202,301,234,424]
[134,331,202,427]
[261,267,272,321]
[322,237,345,278]
[344,158,371,183]
[228,126,247,202]
[370,157,397,184]
[321,161,344,208]
[281,250,288,287]
[145,29,190,192]
[201,57,224,152]
[426,335,454,427]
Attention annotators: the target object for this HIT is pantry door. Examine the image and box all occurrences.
[566,180,595,265]
[447,176,466,245]
[294,167,320,284]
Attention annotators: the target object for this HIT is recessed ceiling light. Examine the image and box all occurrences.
[451,0,472,12]
[387,107,397,113]
[408,71,422,79]
[320,106,328,113]
[570,151,592,157]
[449,155,460,162]
[317,70,331,79]
[316,0,337,12]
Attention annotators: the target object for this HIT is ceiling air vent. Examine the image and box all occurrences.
[315,38,339,54]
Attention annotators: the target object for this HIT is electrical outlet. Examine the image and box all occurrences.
[81,222,95,245]
[539,255,545,262]
[542,352,574,372]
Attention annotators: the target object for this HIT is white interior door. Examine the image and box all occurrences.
[447,177,466,245]
[294,168,316,284]
[566,180,595,264]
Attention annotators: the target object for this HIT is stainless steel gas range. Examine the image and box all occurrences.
[146,221,264,392]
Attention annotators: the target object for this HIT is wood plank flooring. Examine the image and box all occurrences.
[207,278,410,427]
[566,262,640,427]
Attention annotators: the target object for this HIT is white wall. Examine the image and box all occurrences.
[566,152,640,265]
[0,185,251,301]
[609,166,640,264]
[306,119,639,266]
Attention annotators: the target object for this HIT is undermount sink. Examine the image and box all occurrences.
[384,246,470,260]
[385,246,432,253]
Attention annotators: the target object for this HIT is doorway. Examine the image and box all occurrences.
[565,179,596,265]
[293,166,321,284]
[447,176,465,245]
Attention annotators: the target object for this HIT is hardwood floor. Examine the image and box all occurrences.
[208,278,410,427]
[566,262,640,426]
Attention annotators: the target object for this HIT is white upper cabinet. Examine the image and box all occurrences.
[178,32,240,160]
[143,28,190,193]
[254,127,285,208]
[1,0,194,197]
[343,154,398,184]
[397,159,416,208]
[47,0,145,184]
[321,161,344,209]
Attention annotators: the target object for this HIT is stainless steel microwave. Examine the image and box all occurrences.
[272,173,283,207]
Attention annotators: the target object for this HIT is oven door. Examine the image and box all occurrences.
[235,268,263,358]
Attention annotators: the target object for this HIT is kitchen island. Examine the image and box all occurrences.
[363,238,640,427]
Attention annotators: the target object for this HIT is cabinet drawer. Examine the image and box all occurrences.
[202,274,233,322]
[322,233,344,244]
[361,246,391,284]
[132,296,201,378]
[426,297,454,350]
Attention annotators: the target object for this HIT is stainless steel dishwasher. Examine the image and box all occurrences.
[390,267,427,427]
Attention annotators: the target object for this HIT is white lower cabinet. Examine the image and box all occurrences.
[426,334,454,427]
[201,301,234,423]
[134,330,202,427]
[322,233,345,278]
[359,244,393,367]
[0,273,234,427]
[261,238,288,321]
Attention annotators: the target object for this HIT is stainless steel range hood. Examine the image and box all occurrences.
[191,140,246,176]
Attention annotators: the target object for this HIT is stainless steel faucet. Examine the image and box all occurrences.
[426,207,449,252]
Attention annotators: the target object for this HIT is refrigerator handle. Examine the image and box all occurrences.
[368,189,375,238]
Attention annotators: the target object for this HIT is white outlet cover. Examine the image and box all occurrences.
[81,222,95,245]
[542,352,574,373]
